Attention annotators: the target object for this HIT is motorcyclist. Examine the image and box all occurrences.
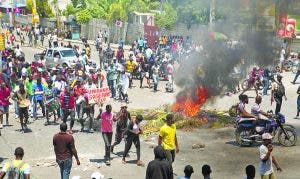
[237,94,256,119]
[251,95,272,132]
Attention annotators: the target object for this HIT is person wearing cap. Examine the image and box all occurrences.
[125,54,137,88]
[0,147,30,179]
[122,115,144,166]
[259,133,282,179]
[146,145,173,179]
[158,113,179,163]
[111,103,131,153]
[271,74,286,114]
[177,165,194,179]
[44,79,58,125]
[202,164,212,179]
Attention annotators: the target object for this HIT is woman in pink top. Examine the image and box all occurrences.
[0,83,11,128]
[100,104,117,165]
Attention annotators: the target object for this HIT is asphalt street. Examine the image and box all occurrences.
[0,43,299,178]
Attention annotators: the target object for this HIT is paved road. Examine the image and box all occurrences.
[0,44,299,178]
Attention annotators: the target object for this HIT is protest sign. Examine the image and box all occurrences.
[88,87,111,104]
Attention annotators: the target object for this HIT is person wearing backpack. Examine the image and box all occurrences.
[0,147,30,179]
[271,74,287,114]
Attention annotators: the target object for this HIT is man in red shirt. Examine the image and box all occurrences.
[73,79,86,119]
[60,86,76,133]
[53,123,80,179]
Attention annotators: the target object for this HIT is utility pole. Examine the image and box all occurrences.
[209,0,215,31]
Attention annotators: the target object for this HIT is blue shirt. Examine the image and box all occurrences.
[138,39,144,47]
[33,83,44,101]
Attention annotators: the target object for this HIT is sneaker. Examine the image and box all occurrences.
[15,115,19,119]
[0,124,3,129]
[122,158,126,164]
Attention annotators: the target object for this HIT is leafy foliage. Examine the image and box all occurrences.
[155,2,177,30]
[26,0,54,18]
[76,9,92,24]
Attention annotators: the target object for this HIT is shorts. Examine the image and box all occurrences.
[0,106,9,114]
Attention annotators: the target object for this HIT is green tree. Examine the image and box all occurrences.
[155,2,177,30]
[76,8,92,24]
[63,4,77,16]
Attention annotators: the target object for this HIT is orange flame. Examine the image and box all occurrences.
[172,86,209,117]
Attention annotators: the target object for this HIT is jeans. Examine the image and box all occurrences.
[152,74,159,91]
[33,100,45,118]
[108,79,116,97]
[263,78,269,95]
[75,104,81,119]
[102,132,113,160]
[13,100,19,116]
[123,135,140,160]
[293,70,300,83]
[57,158,72,179]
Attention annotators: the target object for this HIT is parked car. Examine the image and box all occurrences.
[43,47,77,68]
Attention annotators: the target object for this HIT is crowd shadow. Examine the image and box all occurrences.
[225,140,281,147]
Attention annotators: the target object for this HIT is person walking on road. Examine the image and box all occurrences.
[0,147,30,179]
[145,145,173,179]
[259,133,282,179]
[122,115,144,166]
[15,84,30,132]
[111,104,131,153]
[295,85,300,119]
[100,104,117,165]
[158,114,179,163]
[291,54,300,84]
[60,86,76,133]
[271,74,286,114]
[0,82,10,128]
[53,123,80,179]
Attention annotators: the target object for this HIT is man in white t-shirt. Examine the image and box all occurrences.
[14,44,23,57]
[259,133,282,179]
[279,47,285,73]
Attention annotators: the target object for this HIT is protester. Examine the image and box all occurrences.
[145,145,173,179]
[60,86,76,133]
[245,165,255,179]
[271,74,286,114]
[111,104,131,153]
[259,133,282,179]
[0,82,10,128]
[158,113,179,163]
[15,84,30,132]
[32,78,46,120]
[0,147,30,179]
[295,85,300,119]
[122,115,144,166]
[279,46,285,73]
[178,165,194,179]
[202,164,212,179]
[100,104,117,165]
[53,123,80,179]
[291,54,300,84]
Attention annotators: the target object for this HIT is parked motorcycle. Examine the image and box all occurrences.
[235,111,297,147]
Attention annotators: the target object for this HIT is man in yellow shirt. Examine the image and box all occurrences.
[0,147,30,179]
[125,55,137,88]
[158,113,179,163]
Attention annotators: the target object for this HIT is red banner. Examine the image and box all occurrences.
[277,14,287,37]
[285,18,296,38]
[88,87,111,104]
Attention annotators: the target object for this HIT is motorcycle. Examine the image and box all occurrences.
[235,111,297,147]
